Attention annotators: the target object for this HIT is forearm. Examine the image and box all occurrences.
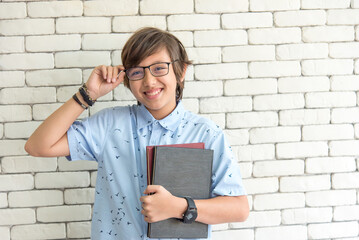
[25,92,86,157]
[173,195,249,225]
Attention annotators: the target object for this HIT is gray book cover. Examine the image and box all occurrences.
[148,146,213,239]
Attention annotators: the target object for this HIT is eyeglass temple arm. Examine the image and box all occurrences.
[116,70,125,78]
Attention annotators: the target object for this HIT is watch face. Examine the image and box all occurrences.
[184,209,197,223]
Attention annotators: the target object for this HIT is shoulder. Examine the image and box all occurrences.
[183,110,223,136]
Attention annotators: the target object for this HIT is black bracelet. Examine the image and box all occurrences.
[79,86,95,106]
[73,93,88,110]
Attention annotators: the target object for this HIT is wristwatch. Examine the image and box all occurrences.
[182,196,197,224]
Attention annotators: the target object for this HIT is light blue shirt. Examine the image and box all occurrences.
[67,101,246,240]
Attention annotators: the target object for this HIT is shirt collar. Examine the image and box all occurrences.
[136,101,185,132]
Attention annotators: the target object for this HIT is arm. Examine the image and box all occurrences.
[140,185,249,224]
[25,65,125,157]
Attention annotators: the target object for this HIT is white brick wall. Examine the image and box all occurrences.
[1,1,358,239]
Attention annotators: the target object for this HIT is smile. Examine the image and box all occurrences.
[145,88,162,96]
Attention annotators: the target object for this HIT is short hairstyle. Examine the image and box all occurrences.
[121,27,192,102]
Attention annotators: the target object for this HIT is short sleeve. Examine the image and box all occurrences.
[66,109,112,162]
[208,131,246,197]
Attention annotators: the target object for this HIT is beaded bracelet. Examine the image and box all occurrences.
[72,93,88,110]
[79,83,96,106]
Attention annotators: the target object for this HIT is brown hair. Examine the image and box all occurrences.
[121,27,192,102]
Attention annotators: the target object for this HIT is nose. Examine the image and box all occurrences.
[142,68,156,86]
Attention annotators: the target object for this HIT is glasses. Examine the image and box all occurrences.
[122,60,178,81]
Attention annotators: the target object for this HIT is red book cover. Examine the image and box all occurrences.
[146,143,205,185]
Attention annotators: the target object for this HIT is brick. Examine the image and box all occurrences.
[276,43,328,60]
[183,81,223,98]
[277,142,328,159]
[279,77,329,94]
[0,174,33,191]
[302,0,350,9]
[250,126,301,144]
[223,45,275,62]
[225,78,277,96]
[64,188,95,205]
[0,19,54,36]
[306,92,356,108]
[168,14,220,31]
[306,157,356,174]
[353,0,359,7]
[200,97,251,113]
[0,71,24,88]
[0,209,35,225]
[58,157,98,172]
[254,193,305,210]
[303,124,354,141]
[238,162,252,179]
[9,190,63,207]
[33,103,88,121]
[0,53,54,70]
[26,69,82,87]
[243,177,278,195]
[256,225,307,240]
[0,105,31,122]
[82,33,130,50]
[35,172,90,189]
[328,9,359,25]
[55,51,111,68]
[170,31,194,47]
[308,221,359,239]
[56,17,111,34]
[222,12,272,29]
[0,3,26,19]
[237,144,275,162]
[182,98,199,114]
[0,87,56,104]
[37,205,91,222]
[254,93,304,110]
[0,227,9,240]
[356,59,359,74]
[249,61,300,78]
[91,171,97,187]
[303,26,354,42]
[187,47,221,64]
[306,190,357,207]
[199,113,225,129]
[331,75,359,91]
[0,36,24,53]
[250,0,299,11]
[2,156,57,173]
[4,121,41,139]
[253,160,304,177]
[330,42,359,58]
[248,28,301,44]
[212,229,254,240]
[334,205,359,221]
[230,211,281,228]
[11,223,66,240]
[0,124,3,139]
[195,63,248,80]
[195,0,247,13]
[0,140,27,156]
[194,30,247,46]
[67,222,91,239]
[0,193,7,208]
[26,34,81,52]
[280,175,331,192]
[227,112,278,129]
[282,207,332,224]
[28,1,82,17]
[330,140,359,156]
[332,108,359,123]
[275,10,326,27]
[304,59,354,76]
[84,0,138,16]
[140,0,192,14]
[332,172,359,189]
[113,16,166,32]
[115,85,136,101]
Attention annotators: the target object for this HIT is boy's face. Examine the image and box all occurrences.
[129,48,183,120]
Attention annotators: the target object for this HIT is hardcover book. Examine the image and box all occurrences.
[146,143,213,239]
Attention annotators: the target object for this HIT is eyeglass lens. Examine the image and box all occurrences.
[126,63,169,81]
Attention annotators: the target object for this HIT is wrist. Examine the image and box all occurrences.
[75,91,90,108]
[173,196,187,219]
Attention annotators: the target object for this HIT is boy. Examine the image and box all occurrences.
[25,27,249,239]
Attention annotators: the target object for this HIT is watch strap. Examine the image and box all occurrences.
[183,196,197,224]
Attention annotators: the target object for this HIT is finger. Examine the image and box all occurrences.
[107,66,113,83]
[113,67,118,83]
[100,65,107,80]
[143,185,159,195]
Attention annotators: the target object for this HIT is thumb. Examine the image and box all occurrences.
[143,185,161,195]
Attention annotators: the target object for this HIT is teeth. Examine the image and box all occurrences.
[146,89,161,96]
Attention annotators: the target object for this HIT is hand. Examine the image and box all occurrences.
[140,185,186,223]
[85,65,125,100]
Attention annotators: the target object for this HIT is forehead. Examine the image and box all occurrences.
[137,47,172,67]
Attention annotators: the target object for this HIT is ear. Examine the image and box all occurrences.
[180,64,188,82]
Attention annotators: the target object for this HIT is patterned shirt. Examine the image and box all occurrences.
[66,101,246,240]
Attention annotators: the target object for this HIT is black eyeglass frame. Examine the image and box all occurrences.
[123,60,179,81]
